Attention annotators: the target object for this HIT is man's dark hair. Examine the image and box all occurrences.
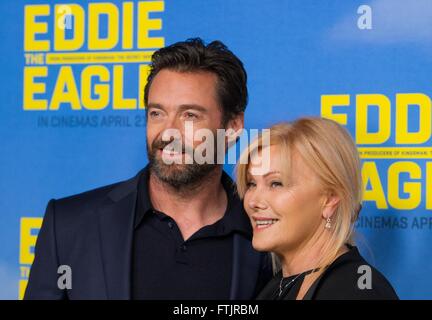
[144,38,248,125]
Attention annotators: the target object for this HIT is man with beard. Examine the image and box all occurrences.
[25,38,272,300]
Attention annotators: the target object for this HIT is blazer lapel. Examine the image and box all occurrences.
[97,169,143,299]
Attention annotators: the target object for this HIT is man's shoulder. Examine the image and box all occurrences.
[55,180,121,207]
[49,170,142,220]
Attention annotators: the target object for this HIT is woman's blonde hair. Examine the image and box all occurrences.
[236,117,363,275]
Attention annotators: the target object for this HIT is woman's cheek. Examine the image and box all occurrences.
[271,195,302,246]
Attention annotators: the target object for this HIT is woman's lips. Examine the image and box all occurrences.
[252,218,279,232]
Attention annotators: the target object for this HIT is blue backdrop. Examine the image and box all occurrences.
[0,0,431,299]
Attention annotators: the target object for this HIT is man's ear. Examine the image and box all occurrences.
[226,112,244,132]
[225,112,244,147]
[322,193,340,219]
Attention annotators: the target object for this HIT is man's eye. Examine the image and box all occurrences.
[270,181,283,188]
[185,112,198,119]
[149,111,160,117]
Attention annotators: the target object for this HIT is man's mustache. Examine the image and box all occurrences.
[151,138,195,154]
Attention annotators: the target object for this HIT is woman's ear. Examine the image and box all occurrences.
[322,193,340,219]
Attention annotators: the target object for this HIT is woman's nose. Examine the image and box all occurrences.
[247,194,268,211]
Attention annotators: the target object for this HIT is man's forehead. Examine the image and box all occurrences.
[148,70,219,106]
[151,69,218,85]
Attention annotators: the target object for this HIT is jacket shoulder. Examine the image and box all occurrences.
[49,171,140,224]
[55,180,121,209]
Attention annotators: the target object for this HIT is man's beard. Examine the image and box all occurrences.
[147,135,219,190]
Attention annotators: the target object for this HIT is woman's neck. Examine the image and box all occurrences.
[278,230,335,278]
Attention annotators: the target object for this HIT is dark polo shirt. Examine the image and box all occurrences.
[131,167,252,299]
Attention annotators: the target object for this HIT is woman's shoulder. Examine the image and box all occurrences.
[309,246,399,300]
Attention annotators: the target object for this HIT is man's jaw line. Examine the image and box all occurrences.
[149,162,223,197]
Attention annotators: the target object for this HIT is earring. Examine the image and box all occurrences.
[325,217,331,229]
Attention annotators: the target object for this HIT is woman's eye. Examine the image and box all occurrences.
[246,181,256,188]
[270,181,283,188]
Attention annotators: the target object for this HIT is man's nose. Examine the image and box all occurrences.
[164,115,182,131]
[159,116,185,145]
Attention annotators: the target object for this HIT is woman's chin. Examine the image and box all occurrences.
[252,238,274,252]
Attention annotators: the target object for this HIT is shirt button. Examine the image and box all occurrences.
[181,244,187,252]
[168,221,173,229]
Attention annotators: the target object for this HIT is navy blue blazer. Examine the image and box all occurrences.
[24,168,272,300]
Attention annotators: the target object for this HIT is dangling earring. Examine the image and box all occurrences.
[325,217,331,229]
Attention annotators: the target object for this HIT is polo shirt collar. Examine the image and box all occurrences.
[133,165,252,238]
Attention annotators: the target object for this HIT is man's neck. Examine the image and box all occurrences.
[148,166,228,240]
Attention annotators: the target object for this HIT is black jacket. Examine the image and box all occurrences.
[24,167,272,299]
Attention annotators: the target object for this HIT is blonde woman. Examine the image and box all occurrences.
[236,117,398,300]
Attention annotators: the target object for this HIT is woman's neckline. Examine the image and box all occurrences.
[279,244,355,280]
